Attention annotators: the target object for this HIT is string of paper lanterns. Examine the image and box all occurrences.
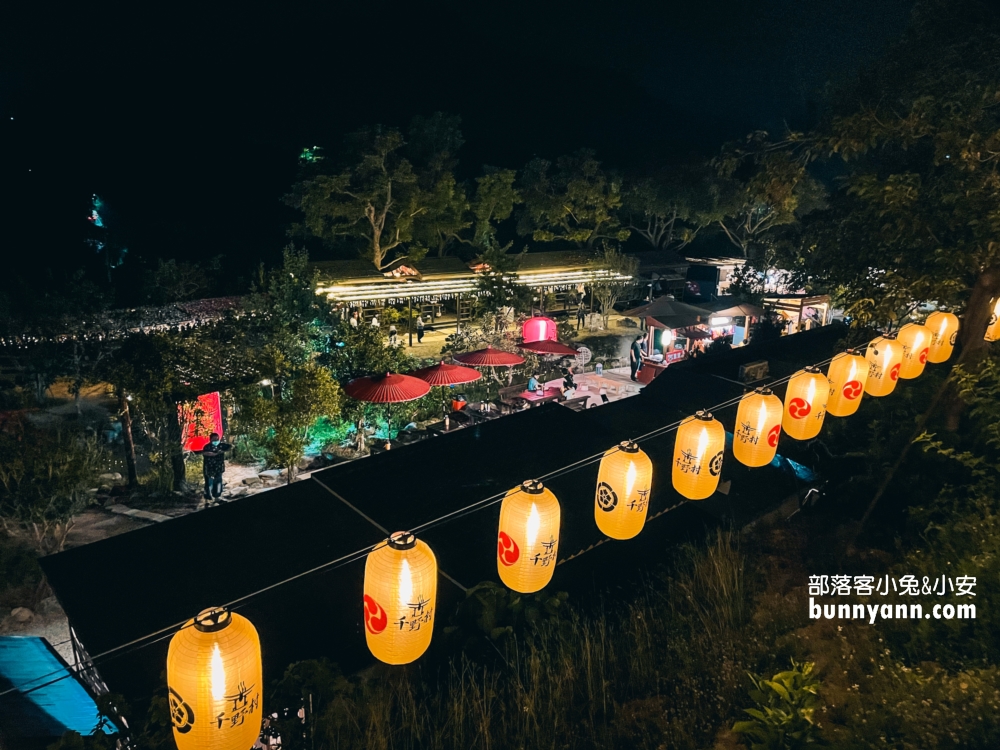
[155,317,968,731]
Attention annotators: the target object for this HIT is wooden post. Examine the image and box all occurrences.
[118,391,139,488]
[456,294,461,334]
[408,297,413,347]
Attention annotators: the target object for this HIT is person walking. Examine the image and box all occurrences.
[576,304,586,330]
[388,324,398,346]
[630,333,645,382]
[200,432,232,503]
[371,313,380,328]
[416,315,425,343]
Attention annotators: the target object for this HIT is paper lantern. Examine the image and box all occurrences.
[782,367,829,440]
[166,608,263,750]
[733,388,783,467]
[497,480,561,593]
[826,349,868,417]
[925,311,959,363]
[364,532,438,665]
[522,316,558,343]
[864,333,903,397]
[896,322,930,379]
[986,298,1000,342]
[595,441,653,539]
[672,411,725,500]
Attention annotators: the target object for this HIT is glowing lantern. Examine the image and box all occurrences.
[985,298,1000,342]
[826,349,868,417]
[864,333,903,397]
[364,531,437,665]
[782,367,829,440]
[595,441,653,539]
[166,608,263,750]
[497,480,561,593]
[672,411,725,500]
[522,316,558,343]
[925,311,959,363]
[733,388,783,467]
[896,322,930,379]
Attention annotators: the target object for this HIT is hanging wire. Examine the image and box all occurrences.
[0,355,839,700]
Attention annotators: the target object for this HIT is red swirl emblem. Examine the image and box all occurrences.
[767,424,781,447]
[363,594,387,634]
[787,397,811,419]
[497,531,520,566]
[918,348,929,364]
[842,380,863,400]
[889,363,901,381]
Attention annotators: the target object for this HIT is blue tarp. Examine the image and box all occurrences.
[0,636,113,741]
[724,431,820,482]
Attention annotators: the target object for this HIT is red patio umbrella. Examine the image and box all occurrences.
[453,346,525,367]
[407,361,482,417]
[344,372,431,402]
[343,373,430,451]
[407,361,483,387]
[517,339,578,356]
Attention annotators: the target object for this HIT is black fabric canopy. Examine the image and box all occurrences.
[42,325,847,704]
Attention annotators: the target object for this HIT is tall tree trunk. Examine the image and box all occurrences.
[945,264,1000,430]
[164,396,187,491]
[118,392,139,488]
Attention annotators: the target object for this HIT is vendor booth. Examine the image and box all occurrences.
[623,296,715,384]
[763,294,833,334]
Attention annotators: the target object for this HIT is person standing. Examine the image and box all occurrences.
[577,304,586,330]
[630,333,645,382]
[388,324,398,346]
[416,315,425,343]
[371,313,380,329]
[200,432,232,502]
[349,310,359,328]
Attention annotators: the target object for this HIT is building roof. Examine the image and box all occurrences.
[41,325,846,707]
[0,637,114,746]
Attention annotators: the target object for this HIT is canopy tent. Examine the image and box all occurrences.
[708,302,766,318]
[624,296,714,329]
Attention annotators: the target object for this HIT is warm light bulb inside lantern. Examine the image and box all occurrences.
[756,400,768,433]
[625,461,637,500]
[526,503,540,547]
[399,559,413,608]
[696,427,709,460]
[210,642,225,701]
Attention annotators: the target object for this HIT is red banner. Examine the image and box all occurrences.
[178,391,223,451]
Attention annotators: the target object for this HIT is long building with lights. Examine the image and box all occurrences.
[311,250,689,310]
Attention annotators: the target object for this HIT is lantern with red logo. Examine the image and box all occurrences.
[594,441,653,540]
[782,367,829,440]
[826,349,868,417]
[925,311,959,363]
[733,388,783,467]
[672,411,725,500]
[864,333,903,397]
[497,480,561,593]
[985,299,1000,342]
[896,322,930,379]
[363,532,438,665]
[166,608,263,750]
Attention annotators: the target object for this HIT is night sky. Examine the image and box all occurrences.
[1,0,914,282]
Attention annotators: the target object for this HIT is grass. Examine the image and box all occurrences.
[271,529,788,750]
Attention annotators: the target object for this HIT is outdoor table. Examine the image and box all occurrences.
[519,387,563,406]
[426,420,466,435]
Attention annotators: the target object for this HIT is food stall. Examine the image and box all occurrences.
[622,296,715,384]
